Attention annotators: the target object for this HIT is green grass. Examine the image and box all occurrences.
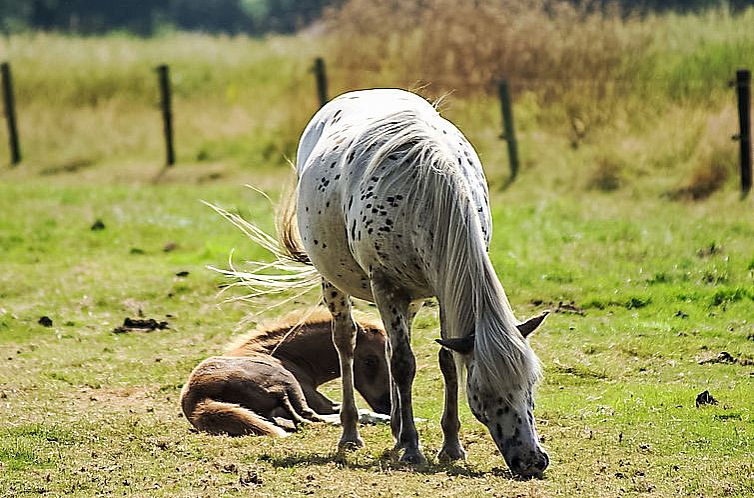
[1,171,753,496]
[1,12,754,495]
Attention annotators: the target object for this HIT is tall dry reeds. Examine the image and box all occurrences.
[322,0,652,99]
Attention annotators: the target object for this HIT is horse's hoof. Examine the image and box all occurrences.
[437,445,467,463]
[399,449,427,465]
[338,437,365,451]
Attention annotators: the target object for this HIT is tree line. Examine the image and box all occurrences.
[0,0,750,36]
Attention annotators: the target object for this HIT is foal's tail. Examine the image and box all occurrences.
[184,398,290,437]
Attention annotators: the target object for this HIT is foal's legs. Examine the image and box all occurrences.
[371,276,425,464]
[322,279,363,449]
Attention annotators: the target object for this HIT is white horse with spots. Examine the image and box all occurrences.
[276,89,549,476]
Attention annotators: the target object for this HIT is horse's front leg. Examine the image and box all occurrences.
[437,346,466,462]
[372,276,425,464]
[322,279,363,450]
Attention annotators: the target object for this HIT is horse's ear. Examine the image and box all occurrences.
[517,311,550,338]
[436,335,475,354]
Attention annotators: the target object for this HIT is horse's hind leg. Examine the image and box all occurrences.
[322,279,363,450]
[371,275,425,464]
[284,379,327,423]
[388,300,424,444]
[300,383,341,415]
[279,393,326,426]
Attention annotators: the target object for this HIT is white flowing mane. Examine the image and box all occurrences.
[345,109,541,399]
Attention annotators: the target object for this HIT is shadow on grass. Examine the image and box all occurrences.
[257,448,516,479]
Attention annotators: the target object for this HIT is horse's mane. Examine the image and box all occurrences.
[346,108,542,402]
[227,307,384,356]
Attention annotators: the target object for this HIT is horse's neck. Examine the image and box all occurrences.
[263,324,341,386]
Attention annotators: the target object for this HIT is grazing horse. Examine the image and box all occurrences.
[181,309,391,436]
[281,89,549,476]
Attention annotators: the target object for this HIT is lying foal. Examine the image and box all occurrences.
[181,309,391,437]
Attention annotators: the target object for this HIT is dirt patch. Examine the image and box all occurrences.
[112,317,169,334]
[556,301,585,315]
[698,351,754,366]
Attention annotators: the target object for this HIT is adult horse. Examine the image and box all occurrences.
[282,89,549,477]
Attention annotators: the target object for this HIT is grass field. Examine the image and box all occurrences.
[1,165,753,496]
[1,5,754,496]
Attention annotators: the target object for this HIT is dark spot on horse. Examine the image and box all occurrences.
[313,240,319,245]
[334,174,340,180]
[322,243,327,249]
[326,201,330,207]
[496,424,503,439]
[497,408,504,416]
[368,228,373,234]
[330,291,337,298]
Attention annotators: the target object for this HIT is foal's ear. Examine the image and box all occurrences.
[436,335,475,354]
[517,311,549,338]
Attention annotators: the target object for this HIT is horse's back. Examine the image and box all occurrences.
[296,89,437,174]
[295,88,490,300]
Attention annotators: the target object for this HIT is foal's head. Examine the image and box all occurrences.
[438,312,549,478]
[353,318,391,415]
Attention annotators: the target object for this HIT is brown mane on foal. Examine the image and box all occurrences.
[227,307,385,357]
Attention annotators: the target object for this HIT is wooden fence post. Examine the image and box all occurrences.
[1,62,21,166]
[733,69,751,196]
[313,57,328,108]
[498,80,519,182]
[156,64,175,167]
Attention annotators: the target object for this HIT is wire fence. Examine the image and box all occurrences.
[0,57,751,193]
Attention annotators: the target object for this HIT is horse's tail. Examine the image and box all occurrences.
[183,397,289,437]
[204,183,320,307]
[278,183,310,265]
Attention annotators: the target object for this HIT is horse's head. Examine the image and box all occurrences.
[353,320,391,414]
[437,312,549,478]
